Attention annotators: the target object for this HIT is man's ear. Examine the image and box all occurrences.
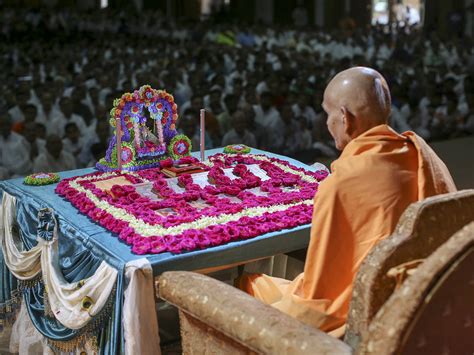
[341,106,356,136]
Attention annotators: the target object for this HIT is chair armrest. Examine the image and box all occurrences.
[158,271,351,355]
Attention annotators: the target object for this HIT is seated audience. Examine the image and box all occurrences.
[33,135,77,173]
[22,121,46,161]
[49,97,87,138]
[0,114,32,179]
[62,122,83,156]
[87,142,108,168]
[78,118,111,167]
[221,110,257,147]
[0,6,472,176]
[253,92,285,152]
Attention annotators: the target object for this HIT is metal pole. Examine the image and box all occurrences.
[200,109,205,162]
[116,117,122,171]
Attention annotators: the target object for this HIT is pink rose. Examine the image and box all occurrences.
[150,239,167,253]
[127,192,141,201]
[177,174,193,187]
[232,164,248,176]
[179,238,196,251]
[122,185,135,193]
[222,185,241,196]
[65,190,78,198]
[194,233,211,248]
[132,240,151,255]
[160,158,173,168]
[178,156,197,165]
[203,186,219,195]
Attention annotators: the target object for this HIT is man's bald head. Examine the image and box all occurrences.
[322,67,391,150]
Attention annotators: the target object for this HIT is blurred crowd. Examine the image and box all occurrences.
[1,6,473,180]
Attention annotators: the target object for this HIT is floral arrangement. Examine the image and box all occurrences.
[97,85,191,172]
[223,144,251,154]
[56,154,329,255]
[24,173,60,186]
[109,85,178,133]
[167,134,192,160]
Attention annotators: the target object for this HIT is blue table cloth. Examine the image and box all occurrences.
[0,148,315,275]
[0,148,317,353]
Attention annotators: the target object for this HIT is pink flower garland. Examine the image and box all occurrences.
[55,154,328,254]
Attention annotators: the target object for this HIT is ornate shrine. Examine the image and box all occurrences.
[96,85,192,172]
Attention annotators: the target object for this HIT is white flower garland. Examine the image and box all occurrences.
[66,154,318,238]
[70,177,312,237]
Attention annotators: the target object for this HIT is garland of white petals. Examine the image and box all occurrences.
[62,154,320,238]
[70,175,313,237]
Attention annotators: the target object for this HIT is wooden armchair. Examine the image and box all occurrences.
[158,190,474,354]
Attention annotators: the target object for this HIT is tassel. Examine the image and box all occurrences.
[43,285,54,318]
[45,282,117,352]
[18,276,42,291]
[0,285,23,332]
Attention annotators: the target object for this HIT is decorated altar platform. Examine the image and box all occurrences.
[0,148,327,354]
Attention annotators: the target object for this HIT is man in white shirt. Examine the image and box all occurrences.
[62,122,84,159]
[48,97,87,138]
[36,91,62,127]
[0,115,32,180]
[253,91,285,151]
[22,121,46,162]
[98,75,113,107]
[33,135,77,173]
[78,117,111,167]
[7,104,24,124]
[222,110,257,147]
[292,93,318,127]
[217,94,239,136]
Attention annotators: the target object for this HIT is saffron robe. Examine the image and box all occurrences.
[239,124,456,336]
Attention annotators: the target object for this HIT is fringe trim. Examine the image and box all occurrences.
[46,282,117,353]
[43,285,54,318]
[0,288,22,331]
[48,334,99,354]
[5,274,117,352]
[18,276,43,291]
[0,275,42,332]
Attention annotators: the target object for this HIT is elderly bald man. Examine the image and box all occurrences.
[238,67,456,336]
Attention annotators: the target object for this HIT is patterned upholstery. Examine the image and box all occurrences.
[158,271,351,355]
[345,190,474,349]
[359,222,474,354]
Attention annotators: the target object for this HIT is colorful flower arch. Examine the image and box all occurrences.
[97,85,191,172]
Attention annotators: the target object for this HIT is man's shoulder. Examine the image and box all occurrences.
[244,130,256,138]
[320,155,387,193]
[61,151,75,160]
[222,129,237,139]
[72,113,85,122]
[9,131,23,141]
[33,152,48,165]
[10,132,30,147]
